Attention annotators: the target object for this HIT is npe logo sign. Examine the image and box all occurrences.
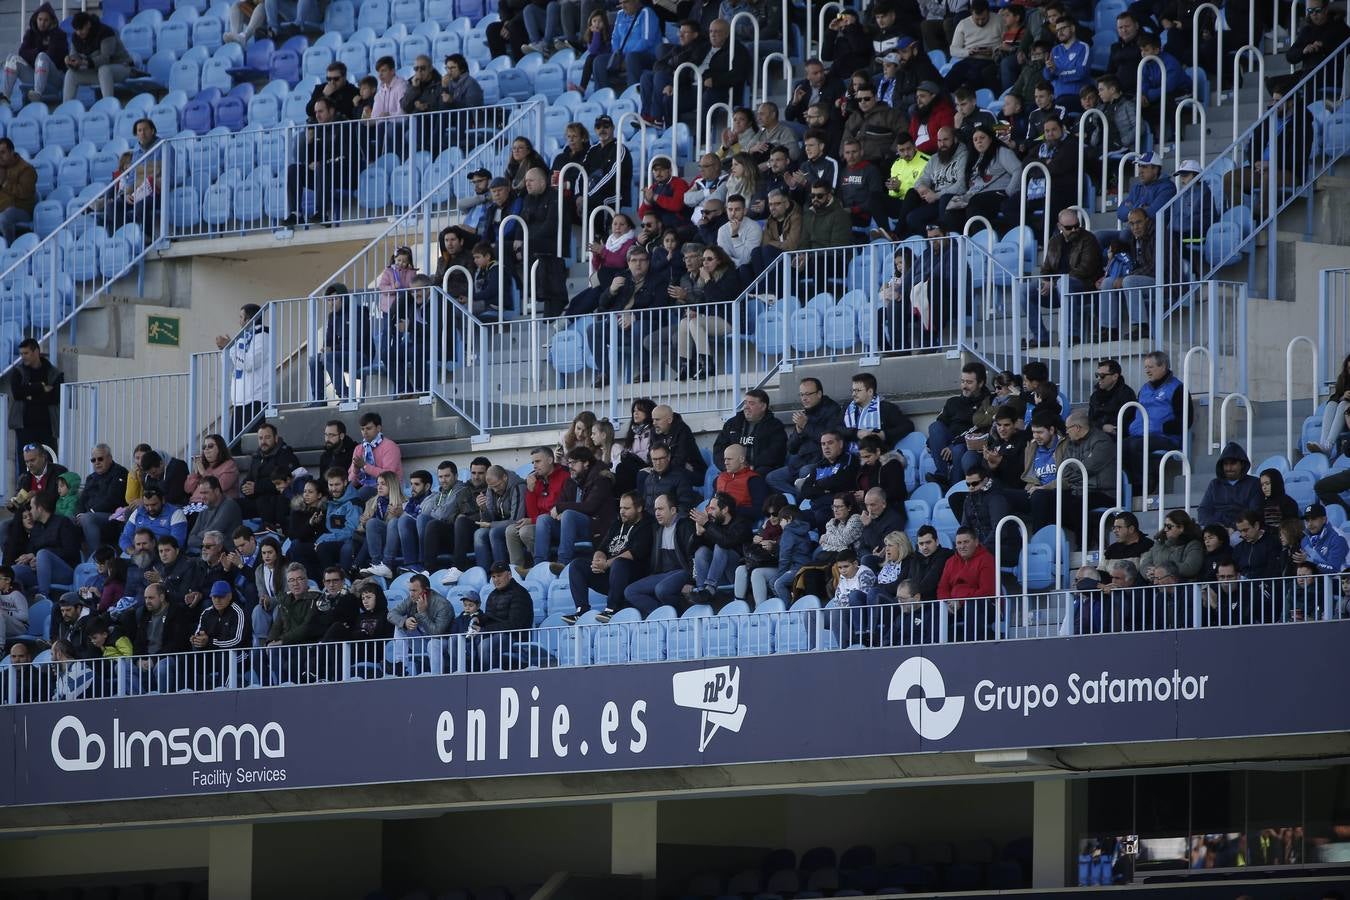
[672,665,747,751]
[887,657,965,740]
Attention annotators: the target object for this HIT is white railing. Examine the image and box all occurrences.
[1319,267,1350,392]
[5,572,1340,706]
[59,373,192,473]
[1286,336,1319,464]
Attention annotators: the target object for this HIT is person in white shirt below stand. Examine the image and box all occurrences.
[214,303,271,445]
[829,548,878,647]
[684,154,729,227]
[717,194,762,270]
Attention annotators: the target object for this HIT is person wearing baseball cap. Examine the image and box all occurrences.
[1170,159,1216,249]
[579,113,630,214]
[1115,150,1175,232]
[456,168,495,232]
[190,578,250,689]
[1298,503,1349,575]
[479,174,522,245]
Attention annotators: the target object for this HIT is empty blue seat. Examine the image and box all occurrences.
[357,0,390,33]
[182,89,217,133]
[168,186,200,231]
[192,14,224,52]
[7,118,40,156]
[121,22,158,64]
[355,166,388,210]
[337,41,370,79]
[301,44,335,81]
[149,101,180,136]
[41,111,79,151]
[32,200,64,238]
[200,56,234,92]
[323,0,356,37]
[158,20,192,56]
[270,34,308,84]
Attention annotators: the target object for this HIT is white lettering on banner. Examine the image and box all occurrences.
[433,686,648,767]
[891,661,1212,736]
[671,665,747,751]
[51,715,286,773]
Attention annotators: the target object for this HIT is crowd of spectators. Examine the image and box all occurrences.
[6,340,1348,694]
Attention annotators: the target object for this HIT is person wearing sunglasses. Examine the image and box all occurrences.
[1287,0,1349,74]
[306,62,356,122]
[1021,207,1102,346]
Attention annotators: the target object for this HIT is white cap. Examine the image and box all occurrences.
[1175,159,1202,175]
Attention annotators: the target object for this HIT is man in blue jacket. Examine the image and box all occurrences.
[1115,152,1176,234]
[1124,351,1191,491]
[118,486,188,553]
[316,468,361,571]
[1198,442,1262,528]
[595,0,662,90]
[1044,19,1090,109]
[1296,504,1349,575]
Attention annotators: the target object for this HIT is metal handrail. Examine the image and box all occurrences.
[993,514,1029,635]
[704,101,737,158]
[1219,391,1254,454]
[1193,3,1227,104]
[727,10,761,108]
[816,2,845,65]
[1016,161,1052,278]
[497,214,528,322]
[670,61,705,167]
[1231,45,1266,144]
[1136,55,1169,154]
[1077,107,1110,213]
[1173,99,1208,170]
[1054,459,1090,591]
[1181,345,1215,457]
[555,162,590,264]
[1155,450,1192,532]
[1115,401,1150,509]
[759,53,794,108]
[1286,336,1319,463]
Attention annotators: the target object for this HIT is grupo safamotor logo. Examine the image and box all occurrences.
[887,657,966,740]
[672,665,747,751]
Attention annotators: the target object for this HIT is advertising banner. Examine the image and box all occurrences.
[9,623,1350,807]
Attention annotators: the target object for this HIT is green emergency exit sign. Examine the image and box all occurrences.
[148,315,180,347]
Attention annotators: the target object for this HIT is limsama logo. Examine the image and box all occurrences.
[887,657,965,740]
[672,665,747,751]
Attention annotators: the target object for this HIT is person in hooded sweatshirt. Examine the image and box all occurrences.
[1198,442,1262,529]
[61,12,132,102]
[2,3,67,103]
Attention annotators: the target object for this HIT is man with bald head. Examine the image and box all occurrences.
[699,19,750,119]
[895,126,968,236]
[684,153,729,226]
[1023,207,1103,345]
[518,166,567,315]
[651,405,708,481]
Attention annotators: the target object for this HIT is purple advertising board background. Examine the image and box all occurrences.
[6,623,1350,808]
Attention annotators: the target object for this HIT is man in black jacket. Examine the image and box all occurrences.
[1285,0,1350,77]
[652,404,708,481]
[517,166,568,316]
[786,58,846,125]
[688,492,753,605]
[13,494,81,597]
[306,61,359,121]
[148,535,207,610]
[469,561,535,670]
[642,18,708,126]
[190,579,250,689]
[909,524,954,600]
[698,19,750,121]
[125,582,192,693]
[799,430,860,527]
[841,372,913,451]
[637,444,702,515]
[75,443,128,552]
[9,338,62,463]
[625,493,696,614]
[238,422,301,521]
[928,361,994,487]
[713,389,788,474]
[285,96,357,225]
[564,491,654,623]
[768,377,845,496]
[2,444,67,556]
[318,420,357,477]
[594,244,662,387]
[1087,358,1137,434]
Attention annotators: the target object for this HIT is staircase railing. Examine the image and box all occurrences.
[1319,266,1350,390]
[59,371,192,471]
[0,139,169,377]
[310,100,544,302]
[1153,36,1350,298]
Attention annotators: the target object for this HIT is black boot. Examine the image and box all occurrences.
[691,354,712,380]
[676,359,690,381]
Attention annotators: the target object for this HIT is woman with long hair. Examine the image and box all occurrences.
[557,410,598,461]
[941,124,1022,233]
[816,492,864,562]
[251,536,288,646]
[185,433,240,503]
[675,245,743,381]
[724,152,760,203]
[1308,352,1350,455]
[357,471,406,577]
[1139,509,1205,580]
[505,136,549,192]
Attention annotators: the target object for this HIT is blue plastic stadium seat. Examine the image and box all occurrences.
[358,0,390,33]
[158,19,192,57]
[213,83,251,130]
[324,0,356,37]
[200,56,234,92]
[168,186,201,232]
[248,92,282,129]
[41,108,79,151]
[270,35,309,84]
[182,88,220,132]
[192,15,224,52]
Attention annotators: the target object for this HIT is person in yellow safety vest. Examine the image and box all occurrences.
[876,132,929,239]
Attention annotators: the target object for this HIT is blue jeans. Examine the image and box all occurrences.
[76,511,112,553]
[766,462,812,498]
[388,630,446,675]
[16,550,76,597]
[130,657,178,694]
[625,569,688,614]
[251,602,275,648]
[592,50,655,90]
[265,0,321,27]
[772,568,798,602]
[532,509,591,564]
[693,545,740,591]
[390,514,420,568]
[364,517,391,565]
[0,207,32,244]
[927,420,968,485]
[473,520,512,569]
[1022,275,1091,341]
